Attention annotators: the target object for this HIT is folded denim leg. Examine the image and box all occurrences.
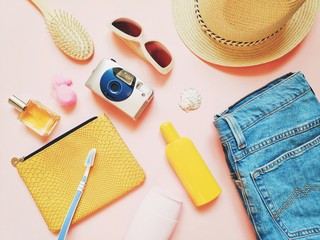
[214,72,320,240]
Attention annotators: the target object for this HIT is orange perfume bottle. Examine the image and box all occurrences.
[8,95,60,136]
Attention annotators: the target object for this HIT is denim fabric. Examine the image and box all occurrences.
[214,72,320,240]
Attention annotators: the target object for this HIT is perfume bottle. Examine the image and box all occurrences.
[160,122,221,206]
[8,95,60,137]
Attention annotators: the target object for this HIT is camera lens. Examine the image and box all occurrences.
[100,68,134,102]
[108,81,122,94]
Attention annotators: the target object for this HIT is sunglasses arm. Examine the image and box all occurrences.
[118,38,147,61]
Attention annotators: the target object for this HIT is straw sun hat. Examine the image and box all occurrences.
[173,0,320,67]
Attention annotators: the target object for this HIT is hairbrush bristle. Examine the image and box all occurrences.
[46,10,94,60]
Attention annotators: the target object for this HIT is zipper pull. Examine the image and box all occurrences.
[11,157,24,167]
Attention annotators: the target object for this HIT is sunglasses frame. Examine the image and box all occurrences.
[107,17,173,75]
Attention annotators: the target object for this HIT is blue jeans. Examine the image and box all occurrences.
[214,72,320,240]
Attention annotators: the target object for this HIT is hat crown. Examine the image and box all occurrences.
[198,0,306,43]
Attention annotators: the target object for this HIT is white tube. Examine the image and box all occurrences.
[125,187,183,240]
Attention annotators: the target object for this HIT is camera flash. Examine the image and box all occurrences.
[116,70,134,85]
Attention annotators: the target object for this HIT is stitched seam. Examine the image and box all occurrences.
[288,226,320,238]
[214,72,298,129]
[274,184,320,219]
[229,140,238,163]
[234,160,263,239]
[251,135,320,177]
[224,115,246,149]
[235,118,320,161]
[222,88,311,144]
[251,175,289,239]
[230,153,262,240]
[242,89,311,132]
[216,72,299,130]
[275,215,320,239]
[217,72,306,143]
[224,141,236,178]
[260,135,320,174]
[251,135,320,238]
[232,72,300,116]
[245,118,320,155]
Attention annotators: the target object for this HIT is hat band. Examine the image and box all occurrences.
[194,0,283,47]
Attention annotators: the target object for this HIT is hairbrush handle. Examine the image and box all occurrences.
[29,0,51,17]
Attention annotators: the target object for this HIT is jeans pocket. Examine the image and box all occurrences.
[251,135,320,239]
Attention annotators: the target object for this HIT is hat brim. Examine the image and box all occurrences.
[173,0,320,67]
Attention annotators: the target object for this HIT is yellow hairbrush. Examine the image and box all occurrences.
[29,0,94,61]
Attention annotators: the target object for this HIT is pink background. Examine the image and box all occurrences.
[1,1,320,239]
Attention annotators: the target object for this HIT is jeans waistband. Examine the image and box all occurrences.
[214,72,312,147]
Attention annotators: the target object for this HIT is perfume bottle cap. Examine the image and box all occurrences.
[160,122,179,144]
[8,95,27,112]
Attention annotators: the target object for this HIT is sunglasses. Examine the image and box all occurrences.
[108,18,173,75]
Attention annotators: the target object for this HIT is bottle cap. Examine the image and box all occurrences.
[8,95,27,112]
[145,187,182,221]
[160,122,179,144]
[124,187,182,240]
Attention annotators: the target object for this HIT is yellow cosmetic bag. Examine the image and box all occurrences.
[11,113,146,232]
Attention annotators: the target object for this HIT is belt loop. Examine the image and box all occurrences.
[224,114,247,149]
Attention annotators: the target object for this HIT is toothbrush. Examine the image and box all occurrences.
[57,148,96,240]
[29,0,94,60]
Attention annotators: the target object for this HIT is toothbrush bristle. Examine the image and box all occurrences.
[85,148,96,167]
[46,9,94,60]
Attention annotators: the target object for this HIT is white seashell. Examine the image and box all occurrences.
[179,88,202,112]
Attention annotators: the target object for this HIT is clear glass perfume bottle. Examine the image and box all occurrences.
[8,95,60,137]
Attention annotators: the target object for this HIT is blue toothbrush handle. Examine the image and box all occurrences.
[57,190,83,240]
[57,149,95,240]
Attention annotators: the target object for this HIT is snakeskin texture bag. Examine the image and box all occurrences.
[11,113,146,232]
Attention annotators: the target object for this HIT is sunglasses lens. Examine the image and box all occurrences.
[112,18,142,37]
[145,41,172,68]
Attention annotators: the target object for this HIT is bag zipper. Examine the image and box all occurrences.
[11,116,98,167]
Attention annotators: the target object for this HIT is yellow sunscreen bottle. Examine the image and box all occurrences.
[160,122,221,207]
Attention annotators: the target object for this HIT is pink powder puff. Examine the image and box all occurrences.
[52,76,77,106]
